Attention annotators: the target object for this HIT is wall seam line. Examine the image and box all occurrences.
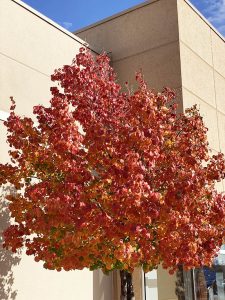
[0,51,50,78]
[182,86,225,116]
[112,39,179,64]
[10,0,99,54]
[75,0,160,33]
[180,40,225,79]
[176,0,184,113]
[209,28,224,191]
[183,0,225,44]
[210,29,222,153]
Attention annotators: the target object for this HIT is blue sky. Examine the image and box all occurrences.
[22,0,225,36]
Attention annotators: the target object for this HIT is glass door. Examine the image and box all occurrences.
[144,270,158,300]
[183,245,225,300]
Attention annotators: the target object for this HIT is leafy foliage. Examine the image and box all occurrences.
[1,48,225,274]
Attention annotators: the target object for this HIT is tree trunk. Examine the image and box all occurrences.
[120,270,135,300]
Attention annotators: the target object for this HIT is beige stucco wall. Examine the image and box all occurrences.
[157,266,177,300]
[0,1,112,300]
[76,0,225,298]
[1,0,225,299]
[77,0,225,175]
[0,0,91,117]
[177,0,225,192]
[76,0,182,108]
[76,1,182,299]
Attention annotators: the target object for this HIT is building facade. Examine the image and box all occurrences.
[0,0,225,299]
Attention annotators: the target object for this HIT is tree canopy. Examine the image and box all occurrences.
[1,48,225,274]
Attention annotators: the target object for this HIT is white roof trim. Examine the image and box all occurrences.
[75,0,225,44]
[75,0,156,34]
[183,0,225,43]
[11,0,100,54]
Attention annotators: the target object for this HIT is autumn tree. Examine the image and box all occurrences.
[1,48,225,299]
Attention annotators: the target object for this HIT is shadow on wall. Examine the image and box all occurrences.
[0,186,21,300]
[93,269,113,300]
